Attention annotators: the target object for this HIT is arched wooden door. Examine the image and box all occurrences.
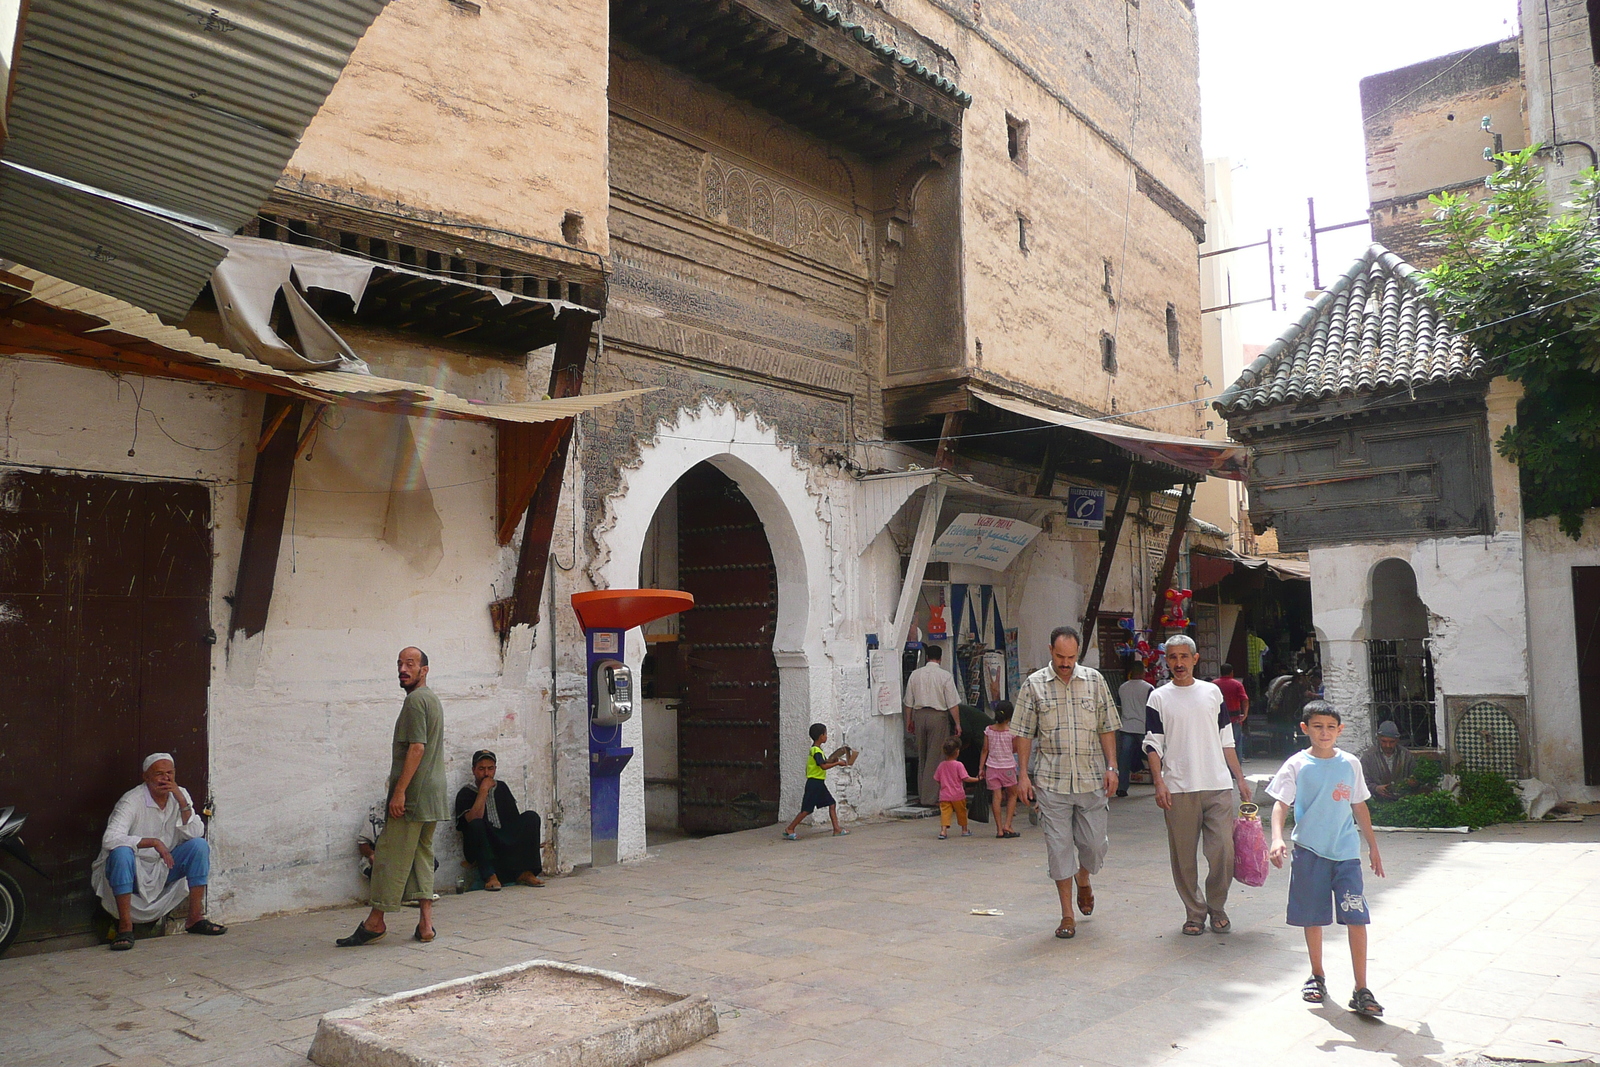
[674,463,781,833]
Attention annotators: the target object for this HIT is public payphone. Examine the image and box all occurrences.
[571,589,694,867]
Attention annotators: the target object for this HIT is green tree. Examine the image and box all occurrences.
[1423,145,1600,538]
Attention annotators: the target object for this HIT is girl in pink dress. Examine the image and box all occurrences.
[980,701,1022,839]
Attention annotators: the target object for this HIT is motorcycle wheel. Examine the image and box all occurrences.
[0,867,23,957]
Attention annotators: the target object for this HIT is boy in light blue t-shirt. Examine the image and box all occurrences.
[1267,700,1387,1017]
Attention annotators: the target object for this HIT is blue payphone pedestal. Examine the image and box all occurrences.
[571,590,694,867]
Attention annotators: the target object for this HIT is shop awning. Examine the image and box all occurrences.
[1191,548,1312,586]
[0,264,650,425]
[971,387,1250,481]
[0,0,387,319]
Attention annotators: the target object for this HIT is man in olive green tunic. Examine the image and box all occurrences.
[337,646,448,945]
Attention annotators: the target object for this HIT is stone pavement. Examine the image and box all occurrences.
[4,764,1598,1067]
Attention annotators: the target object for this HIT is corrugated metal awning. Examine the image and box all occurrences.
[0,0,387,318]
[972,387,1250,481]
[0,264,650,425]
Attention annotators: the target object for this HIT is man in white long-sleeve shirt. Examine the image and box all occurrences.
[91,753,225,950]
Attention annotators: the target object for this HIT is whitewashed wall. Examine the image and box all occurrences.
[1309,534,1529,755]
[0,357,558,923]
[1524,513,1600,801]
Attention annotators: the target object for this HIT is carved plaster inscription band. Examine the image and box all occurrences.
[702,157,865,263]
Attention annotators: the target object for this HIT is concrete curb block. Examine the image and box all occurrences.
[307,959,718,1067]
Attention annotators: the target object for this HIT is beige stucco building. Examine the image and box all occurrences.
[0,0,1235,944]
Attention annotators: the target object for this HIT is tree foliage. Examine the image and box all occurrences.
[1422,146,1600,538]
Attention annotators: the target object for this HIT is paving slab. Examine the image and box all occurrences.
[3,764,1597,1067]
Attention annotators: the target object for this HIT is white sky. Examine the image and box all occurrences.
[1195,0,1521,345]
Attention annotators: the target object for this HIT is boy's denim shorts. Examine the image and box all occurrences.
[1286,846,1370,927]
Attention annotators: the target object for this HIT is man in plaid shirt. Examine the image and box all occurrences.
[1014,626,1121,940]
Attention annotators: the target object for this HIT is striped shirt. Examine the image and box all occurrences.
[1012,664,1120,794]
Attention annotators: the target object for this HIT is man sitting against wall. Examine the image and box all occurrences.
[1358,721,1417,800]
[91,753,226,950]
[454,750,544,890]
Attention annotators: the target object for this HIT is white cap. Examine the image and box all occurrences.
[142,752,175,773]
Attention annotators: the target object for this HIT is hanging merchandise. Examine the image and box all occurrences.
[1159,587,1193,629]
[981,651,1006,705]
[927,603,948,639]
[1004,627,1020,698]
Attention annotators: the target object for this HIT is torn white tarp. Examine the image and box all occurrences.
[207,236,374,373]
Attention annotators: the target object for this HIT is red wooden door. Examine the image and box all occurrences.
[0,472,212,941]
[675,464,781,833]
[1573,566,1600,787]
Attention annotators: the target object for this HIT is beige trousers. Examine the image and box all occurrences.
[369,818,436,913]
[1164,789,1235,924]
[913,708,953,806]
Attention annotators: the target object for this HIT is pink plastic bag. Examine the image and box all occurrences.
[1233,804,1269,887]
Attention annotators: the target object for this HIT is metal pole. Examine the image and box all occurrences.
[1308,197,1320,291]
[1266,227,1277,311]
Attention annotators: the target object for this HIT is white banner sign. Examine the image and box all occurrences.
[928,513,1042,571]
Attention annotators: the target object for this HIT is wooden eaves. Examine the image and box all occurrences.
[0,265,645,641]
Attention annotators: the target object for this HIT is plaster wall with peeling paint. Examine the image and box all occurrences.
[0,354,568,924]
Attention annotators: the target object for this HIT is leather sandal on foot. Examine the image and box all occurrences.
[110,930,135,951]
[413,925,435,943]
[1181,919,1204,936]
[1301,974,1328,1003]
[335,923,387,947]
[1349,987,1383,1016]
[185,919,227,936]
[1054,917,1076,939]
[1209,915,1232,934]
[517,873,545,887]
[1076,883,1094,915]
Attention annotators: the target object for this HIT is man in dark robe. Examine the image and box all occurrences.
[454,750,544,890]
[1358,721,1417,800]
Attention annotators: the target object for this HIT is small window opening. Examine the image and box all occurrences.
[1017,213,1029,253]
[1100,331,1118,374]
[1166,304,1181,365]
[1102,259,1116,306]
[1590,0,1600,64]
[1005,113,1029,167]
[562,210,587,247]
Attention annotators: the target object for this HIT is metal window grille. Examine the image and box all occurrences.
[1365,638,1437,747]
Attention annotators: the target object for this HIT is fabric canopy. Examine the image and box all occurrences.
[972,387,1250,481]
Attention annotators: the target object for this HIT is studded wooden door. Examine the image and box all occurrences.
[675,463,781,833]
[1574,566,1600,786]
[0,471,212,942]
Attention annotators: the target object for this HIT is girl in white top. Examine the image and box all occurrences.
[980,701,1022,838]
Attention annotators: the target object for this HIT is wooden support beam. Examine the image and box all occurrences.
[1033,431,1061,497]
[1148,481,1197,635]
[1079,463,1136,649]
[230,396,304,640]
[889,480,947,651]
[933,410,965,470]
[509,309,599,627]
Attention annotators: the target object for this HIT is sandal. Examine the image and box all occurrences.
[1349,987,1384,1017]
[782,832,798,840]
[110,929,135,951]
[1003,830,1021,838]
[1076,883,1094,916]
[516,873,545,887]
[937,831,948,839]
[1210,915,1231,934]
[1054,917,1076,939]
[185,919,227,936]
[1302,974,1328,1003]
[335,923,387,947]
[413,924,436,943]
[1181,919,1204,936]
[832,829,850,836]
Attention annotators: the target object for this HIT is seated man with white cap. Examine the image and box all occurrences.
[1359,721,1418,801]
[91,752,226,950]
